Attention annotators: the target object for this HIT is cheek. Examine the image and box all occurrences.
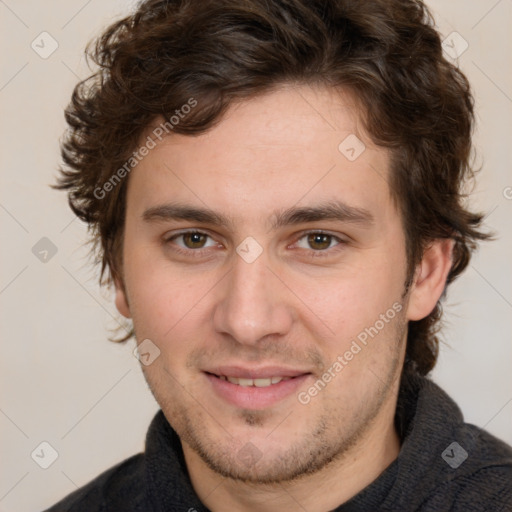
[123,249,209,341]
[291,256,405,342]
[309,278,406,402]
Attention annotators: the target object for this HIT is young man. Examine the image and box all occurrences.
[47,0,512,510]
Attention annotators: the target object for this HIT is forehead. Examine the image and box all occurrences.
[146,85,366,155]
[127,85,394,226]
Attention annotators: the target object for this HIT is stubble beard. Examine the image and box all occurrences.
[145,316,407,485]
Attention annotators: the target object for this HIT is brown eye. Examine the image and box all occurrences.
[307,233,333,250]
[182,232,208,249]
[293,232,344,255]
[165,230,219,258]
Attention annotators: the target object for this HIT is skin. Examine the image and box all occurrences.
[115,85,453,512]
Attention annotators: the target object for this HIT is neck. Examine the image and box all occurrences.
[183,395,401,512]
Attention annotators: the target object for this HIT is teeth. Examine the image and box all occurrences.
[254,378,272,387]
[237,378,253,387]
[221,376,291,387]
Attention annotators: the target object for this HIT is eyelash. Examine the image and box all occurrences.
[164,230,346,259]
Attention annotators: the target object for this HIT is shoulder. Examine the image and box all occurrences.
[43,453,146,512]
[422,424,512,512]
[391,375,512,511]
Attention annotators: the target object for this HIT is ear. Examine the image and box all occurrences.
[114,278,132,319]
[406,239,454,321]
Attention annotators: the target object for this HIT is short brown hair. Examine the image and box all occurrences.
[56,0,489,376]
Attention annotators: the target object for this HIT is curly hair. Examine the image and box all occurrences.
[56,0,490,376]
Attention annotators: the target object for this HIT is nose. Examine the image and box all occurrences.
[212,249,294,346]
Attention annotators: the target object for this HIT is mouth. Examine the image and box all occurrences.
[215,375,293,387]
[203,366,312,409]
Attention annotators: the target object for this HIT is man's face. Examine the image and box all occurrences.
[116,85,411,482]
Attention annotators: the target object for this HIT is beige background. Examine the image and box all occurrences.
[1,1,511,511]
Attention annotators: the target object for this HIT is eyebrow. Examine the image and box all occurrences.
[142,200,374,230]
[270,200,374,230]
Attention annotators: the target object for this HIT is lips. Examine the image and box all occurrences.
[217,375,293,387]
[204,365,312,409]
[206,365,309,379]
